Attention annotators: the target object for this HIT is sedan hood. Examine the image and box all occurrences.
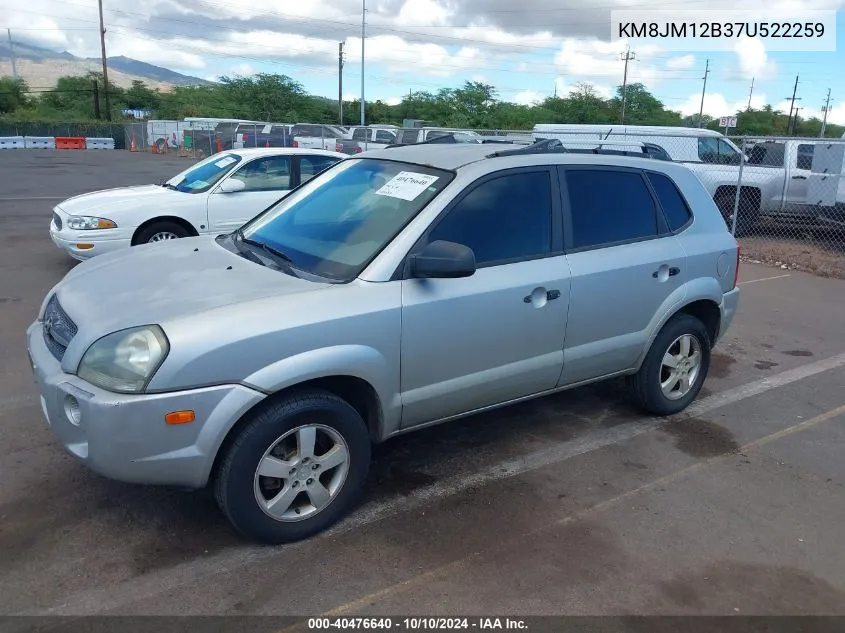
[56,184,179,216]
[49,236,330,367]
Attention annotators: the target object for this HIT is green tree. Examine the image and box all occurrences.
[0,76,30,114]
[121,80,160,110]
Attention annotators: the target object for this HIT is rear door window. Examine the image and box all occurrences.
[564,168,660,250]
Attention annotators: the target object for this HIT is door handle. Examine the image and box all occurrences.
[652,266,680,278]
[523,288,561,303]
[792,175,807,180]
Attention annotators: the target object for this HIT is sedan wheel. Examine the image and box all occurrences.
[148,230,180,242]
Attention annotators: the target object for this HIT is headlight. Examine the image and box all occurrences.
[77,325,169,393]
[67,216,117,230]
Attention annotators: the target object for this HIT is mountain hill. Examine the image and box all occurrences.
[0,41,214,90]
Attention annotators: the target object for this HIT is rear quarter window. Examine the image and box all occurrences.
[646,172,693,232]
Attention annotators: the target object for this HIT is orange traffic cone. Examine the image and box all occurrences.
[129,134,138,152]
[265,140,270,148]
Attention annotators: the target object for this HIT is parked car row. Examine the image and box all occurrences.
[31,134,741,545]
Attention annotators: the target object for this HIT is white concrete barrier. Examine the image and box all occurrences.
[85,137,115,150]
[0,136,25,149]
[24,136,56,149]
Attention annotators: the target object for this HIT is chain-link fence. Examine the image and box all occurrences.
[5,119,845,275]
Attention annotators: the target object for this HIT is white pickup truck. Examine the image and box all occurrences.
[335,125,399,154]
[532,125,845,235]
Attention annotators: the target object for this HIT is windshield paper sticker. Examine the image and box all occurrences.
[375,172,439,201]
[214,156,237,168]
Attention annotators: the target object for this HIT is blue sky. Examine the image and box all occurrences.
[5,0,845,124]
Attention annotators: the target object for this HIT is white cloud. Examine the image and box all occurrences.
[666,55,695,70]
[675,92,770,117]
[512,90,545,106]
[825,102,845,126]
[342,92,358,102]
[554,38,663,86]
[230,63,256,76]
[386,96,402,106]
[733,37,778,80]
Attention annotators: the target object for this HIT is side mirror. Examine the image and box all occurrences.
[410,240,476,279]
[218,178,246,193]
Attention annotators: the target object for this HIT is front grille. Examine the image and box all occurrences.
[53,212,62,231]
[42,294,77,362]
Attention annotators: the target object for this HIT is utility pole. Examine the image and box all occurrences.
[792,106,803,135]
[785,74,799,135]
[97,0,112,121]
[697,58,709,128]
[619,47,636,124]
[360,0,366,126]
[338,42,344,125]
[92,79,101,119]
[747,77,754,110]
[6,29,17,79]
[820,88,832,137]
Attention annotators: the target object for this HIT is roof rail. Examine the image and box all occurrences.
[485,138,566,158]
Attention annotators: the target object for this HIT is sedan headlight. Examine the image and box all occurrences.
[77,325,169,393]
[67,216,117,230]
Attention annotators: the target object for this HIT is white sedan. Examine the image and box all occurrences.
[49,147,346,260]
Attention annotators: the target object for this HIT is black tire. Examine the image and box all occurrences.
[134,221,191,245]
[715,189,760,238]
[627,314,712,416]
[214,390,371,545]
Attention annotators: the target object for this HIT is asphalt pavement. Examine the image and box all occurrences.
[1,151,845,620]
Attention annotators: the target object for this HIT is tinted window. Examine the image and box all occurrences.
[698,137,742,165]
[747,142,785,166]
[565,169,658,249]
[797,144,814,170]
[376,129,395,143]
[646,172,692,231]
[232,156,292,191]
[352,128,368,141]
[300,155,340,183]
[397,130,419,144]
[427,171,552,265]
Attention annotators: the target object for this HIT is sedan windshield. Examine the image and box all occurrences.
[238,158,454,281]
[165,153,242,193]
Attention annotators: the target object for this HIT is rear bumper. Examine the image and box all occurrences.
[716,287,740,343]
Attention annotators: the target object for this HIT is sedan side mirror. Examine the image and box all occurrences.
[219,178,246,193]
[410,240,476,279]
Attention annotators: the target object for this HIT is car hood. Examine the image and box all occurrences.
[55,184,181,216]
[49,236,331,365]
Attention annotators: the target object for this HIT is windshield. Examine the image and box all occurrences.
[165,153,242,193]
[238,158,454,281]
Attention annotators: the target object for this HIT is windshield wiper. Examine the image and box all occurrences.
[158,180,179,190]
[229,229,266,266]
[239,232,295,265]
[234,229,298,271]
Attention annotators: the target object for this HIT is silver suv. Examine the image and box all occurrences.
[26,141,740,544]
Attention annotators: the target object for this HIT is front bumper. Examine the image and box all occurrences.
[50,209,133,261]
[26,321,266,488]
[716,287,740,343]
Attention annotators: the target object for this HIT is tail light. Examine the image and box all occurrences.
[292,140,299,148]
[335,143,343,152]
[355,146,363,153]
[733,243,741,289]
